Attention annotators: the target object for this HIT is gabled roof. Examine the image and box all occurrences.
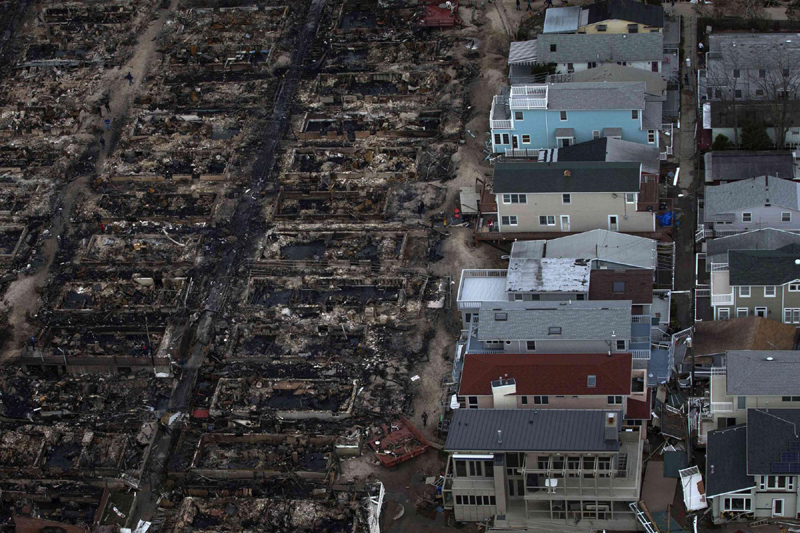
[707,229,800,265]
[476,300,632,341]
[547,81,646,111]
[747,409,800,475]
[551,137,660,175]
[493,161,641,195]
[458,353,632,396]
[693,317,798,357]
[445,409,621,452]
[586,0,664,27]
[542,6,582,34]
[729,244,800,286]
[703,176,800,218]
[536,33,663,64]
[704,151,796,183]
[706,425,754,498]
[726,350,800,396]
[511,230,658,270]
[568,64,667,99]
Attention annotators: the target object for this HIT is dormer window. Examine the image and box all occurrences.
[587,375,596,388]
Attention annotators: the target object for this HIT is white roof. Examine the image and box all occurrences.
[506,258,590,293]
[542,230,658,270]
[458,271,508,304]
[679,466,708,512]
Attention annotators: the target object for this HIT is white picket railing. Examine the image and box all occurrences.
[631,350,651,360]
[491,119,512,129]
[710,402,734,413]
[711,293,734,305]
[510,98,547,109]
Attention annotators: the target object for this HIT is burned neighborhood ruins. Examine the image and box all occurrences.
[2,0,800,532]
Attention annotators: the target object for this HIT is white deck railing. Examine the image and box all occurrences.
[711,293,734,305]
[710,263,729,272]
[510,98,547,109]
[631,350,651,360]
[710,402,734,413]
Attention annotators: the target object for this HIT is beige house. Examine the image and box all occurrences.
[542,0,664,35]
[492,161,655,235]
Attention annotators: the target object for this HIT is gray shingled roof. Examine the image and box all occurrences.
[493,161,641,194]
[642,100,662,131]
[537,33,663,64]
[542,7,582,34]
[729,244,800,286]
[704,176,800,219]
[508,40,539,65]
[706,425,754,497]
[547,81,646,111]
[704,151,796,183]
[709,33,800,72]
[568,64,667,98]
[513,229,658,269]
[476,300,632,341]
[726,351,800,396]
[747,409,800,475]
[445,409,622,452]
[707,229,800,264]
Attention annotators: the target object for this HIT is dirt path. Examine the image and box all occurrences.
[0,1,177,362]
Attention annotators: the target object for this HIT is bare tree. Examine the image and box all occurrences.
[706,50,744,145]
[748,46,800,149]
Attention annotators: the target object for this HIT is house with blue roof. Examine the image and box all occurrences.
[490,81,659,155]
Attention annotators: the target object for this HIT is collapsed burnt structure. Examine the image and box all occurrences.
[1,0,471,530]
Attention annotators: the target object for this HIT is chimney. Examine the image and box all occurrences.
[604,412,619,442]
[564,170,572,177]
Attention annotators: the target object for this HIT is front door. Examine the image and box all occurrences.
[560,215,570,232]
[512,136,519,149]
[608,215,619,232]
[773,499,785,517]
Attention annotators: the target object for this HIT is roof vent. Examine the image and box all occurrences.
[497,430,503,444]
[766,356,775,361]
[564,170,572,177]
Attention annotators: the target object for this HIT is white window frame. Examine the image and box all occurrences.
[782,212,792,222]
[773,498,785,517]
[742,212,752,222]
[608,396,623,405]
[765,286,776,297]
[494,133,502,145]
[502,194,527,205]
[539,215,556,226]
[755,307,768,318]
[514,293,524,301]
[592,130,600,139]
[560,111,568,121]
[502,133,510,145]
[739,286,751,298]
[765,476,794,490]
[784,308,800,324]
[625,193,636,204]
[562,194,571,204]
[647,130,656,144]
[514,111,524,121]
[718,308,731,320]
[560,215,570,232]
[722,497,752,512]
[522,134,531,144]
[616,339,626,350]
[631,110,639,120]
[501,215,518,226]
[608,215,619,232]
[789,284,800,292]
[736,307,748,318]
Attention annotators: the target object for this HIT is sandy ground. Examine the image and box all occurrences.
[0,1,177,362]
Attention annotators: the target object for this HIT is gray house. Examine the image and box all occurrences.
[532,33,664,76]
[699,176,800,241]
[709,243,800,322]
[490,161,655,234]
[706,409,800,522]
[441,409,643,530]
[704,151,798,184]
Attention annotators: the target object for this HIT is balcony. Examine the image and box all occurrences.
[710,263,733,306]
[456,269,508,310]
[490,95,512,130]
[510,85,548,109]
[710,402,734,413]
[711,293,734,305]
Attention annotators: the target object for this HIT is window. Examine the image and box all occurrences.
[742,212,752,222]
[539,215,556,226]
[522,134,531,144]
[755,307,767,317]
[651,61,659,72]
[560,111,567,121]
[608,396,623,405]
[759,69,766,78]
[567,63,574,73]
[562,194,571,204]
[766,476,794,490]
[718,308,730,320]
[739,286,750,297]
[783,396,800,402]
[592,130,600,140]
[533,396,549,405]
[756,89,765,96]
[627,24,638,33]
[715,88,722,99]
[521,396,529,405]
[468,396,478,409]
[514,293,524,301]
[531,294,541,300]
[501,216,518,226]
[790,284,800,292]
[737,396,746,410]
[494,134,502,145]
[733,69,741,78]
[548,327,562,335]
[550,44,557,52]
[784,68,791,77]
[469,496,476,505]
[515,111,523,121]
[502,193,527,204]
[631,110,639,120]
[648,130,656,144]
[613,281,626,293]
[785,309,800,324]
[587,375,596,388]
[455,495,463,505]
[597,24,607,31]
[722,497,752,512]
[527,341,536,351]
[502,133,510,145]
[765,286,776,297]
[737,308,748,318]
[616,340,626,351]
[588,62,597,69]
[576,293,586,300]
[490,496,496,505]
[782,212,792,222]
[456,461,467,477]
[625,193,636,203]
[735,89,743,98]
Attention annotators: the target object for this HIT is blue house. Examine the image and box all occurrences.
[490,81,660,155]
